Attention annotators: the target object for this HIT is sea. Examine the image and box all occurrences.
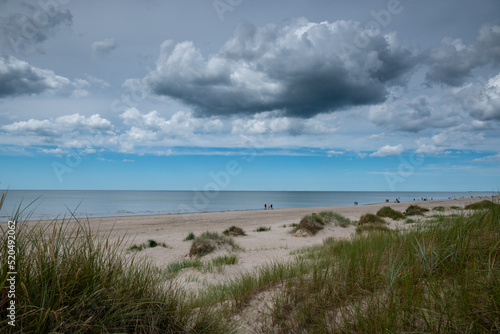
[0,190,496,221]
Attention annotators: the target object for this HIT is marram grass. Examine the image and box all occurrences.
[189,203,500,333]
[0,196,234,333]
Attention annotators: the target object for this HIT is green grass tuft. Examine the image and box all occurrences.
[405,204,430,216]
[184,232,195,241]
[376,206,405,220]
[255,226,271,232]
[128,239,167,252]
[293,211,352,236]
[464,200,500,210]
[432,206,446,212]
[358,213,387,225]
[222,226,246,237]
[189,232,240,257]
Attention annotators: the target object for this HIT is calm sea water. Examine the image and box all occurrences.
[0,190,495,221]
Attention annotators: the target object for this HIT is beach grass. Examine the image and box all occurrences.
[255,226,271,232]
[189,231,241,257]
[184,232,195,241]
[0,199,233,333]
[376,206,405,220]
[358,213,388,225]
[405,204,430,216]
[293,211,352,236]
[189,203,500,333]
[127,239,167,252]
[464,199,500,210]
[223,226,246,237]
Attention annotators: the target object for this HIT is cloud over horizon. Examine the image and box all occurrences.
[128,18,418,118]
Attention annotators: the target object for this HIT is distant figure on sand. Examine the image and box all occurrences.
[264,204,267,210]
[354,201,358,206]
[270,204,273,209]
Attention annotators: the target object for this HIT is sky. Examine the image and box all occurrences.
[0,0,499,191]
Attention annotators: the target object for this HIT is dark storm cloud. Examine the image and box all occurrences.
[0,56,72,97]
[0,0,72,54]
[425,22,500,87]
[130,18,418,118]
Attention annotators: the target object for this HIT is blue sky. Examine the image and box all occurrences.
[1,0,500,191]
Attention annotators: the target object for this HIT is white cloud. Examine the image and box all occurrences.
[369,95,461,132]
[456,72,500,121]
[2,113,114,138]
[473,153,500,162]
[41,147,68,156]
[370,144,404,157]
[327,150,344,157]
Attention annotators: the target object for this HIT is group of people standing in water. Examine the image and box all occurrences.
[264,203,273,210]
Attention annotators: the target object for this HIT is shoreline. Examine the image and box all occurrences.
[23,194,494,222]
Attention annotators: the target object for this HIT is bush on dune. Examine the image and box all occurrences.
[405,204,430,216]
[464,199,500,210]
[223,226,246,237]
[358,213,387,225]
[376,206,405,220]
[293,211,352,236]
[189,232,240,257]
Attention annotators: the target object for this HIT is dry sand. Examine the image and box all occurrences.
[83,196,490,291]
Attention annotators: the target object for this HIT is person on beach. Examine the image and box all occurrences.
[264,204,267,210]
[270,204,273,209]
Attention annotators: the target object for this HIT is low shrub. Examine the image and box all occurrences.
[128,239,167,252]
[293,211,352,236]
[358,213,387,225]
[189,232,240,257]
[293,213,325,236]
[405,205,430,216]
[223,226,246,237]
[432,206,446,212]
[255,226,271,232]
[376,206,405,220]
[184,232,195,241]
[464,200,500,210]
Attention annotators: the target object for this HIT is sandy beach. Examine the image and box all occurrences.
[73,196,489,291]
